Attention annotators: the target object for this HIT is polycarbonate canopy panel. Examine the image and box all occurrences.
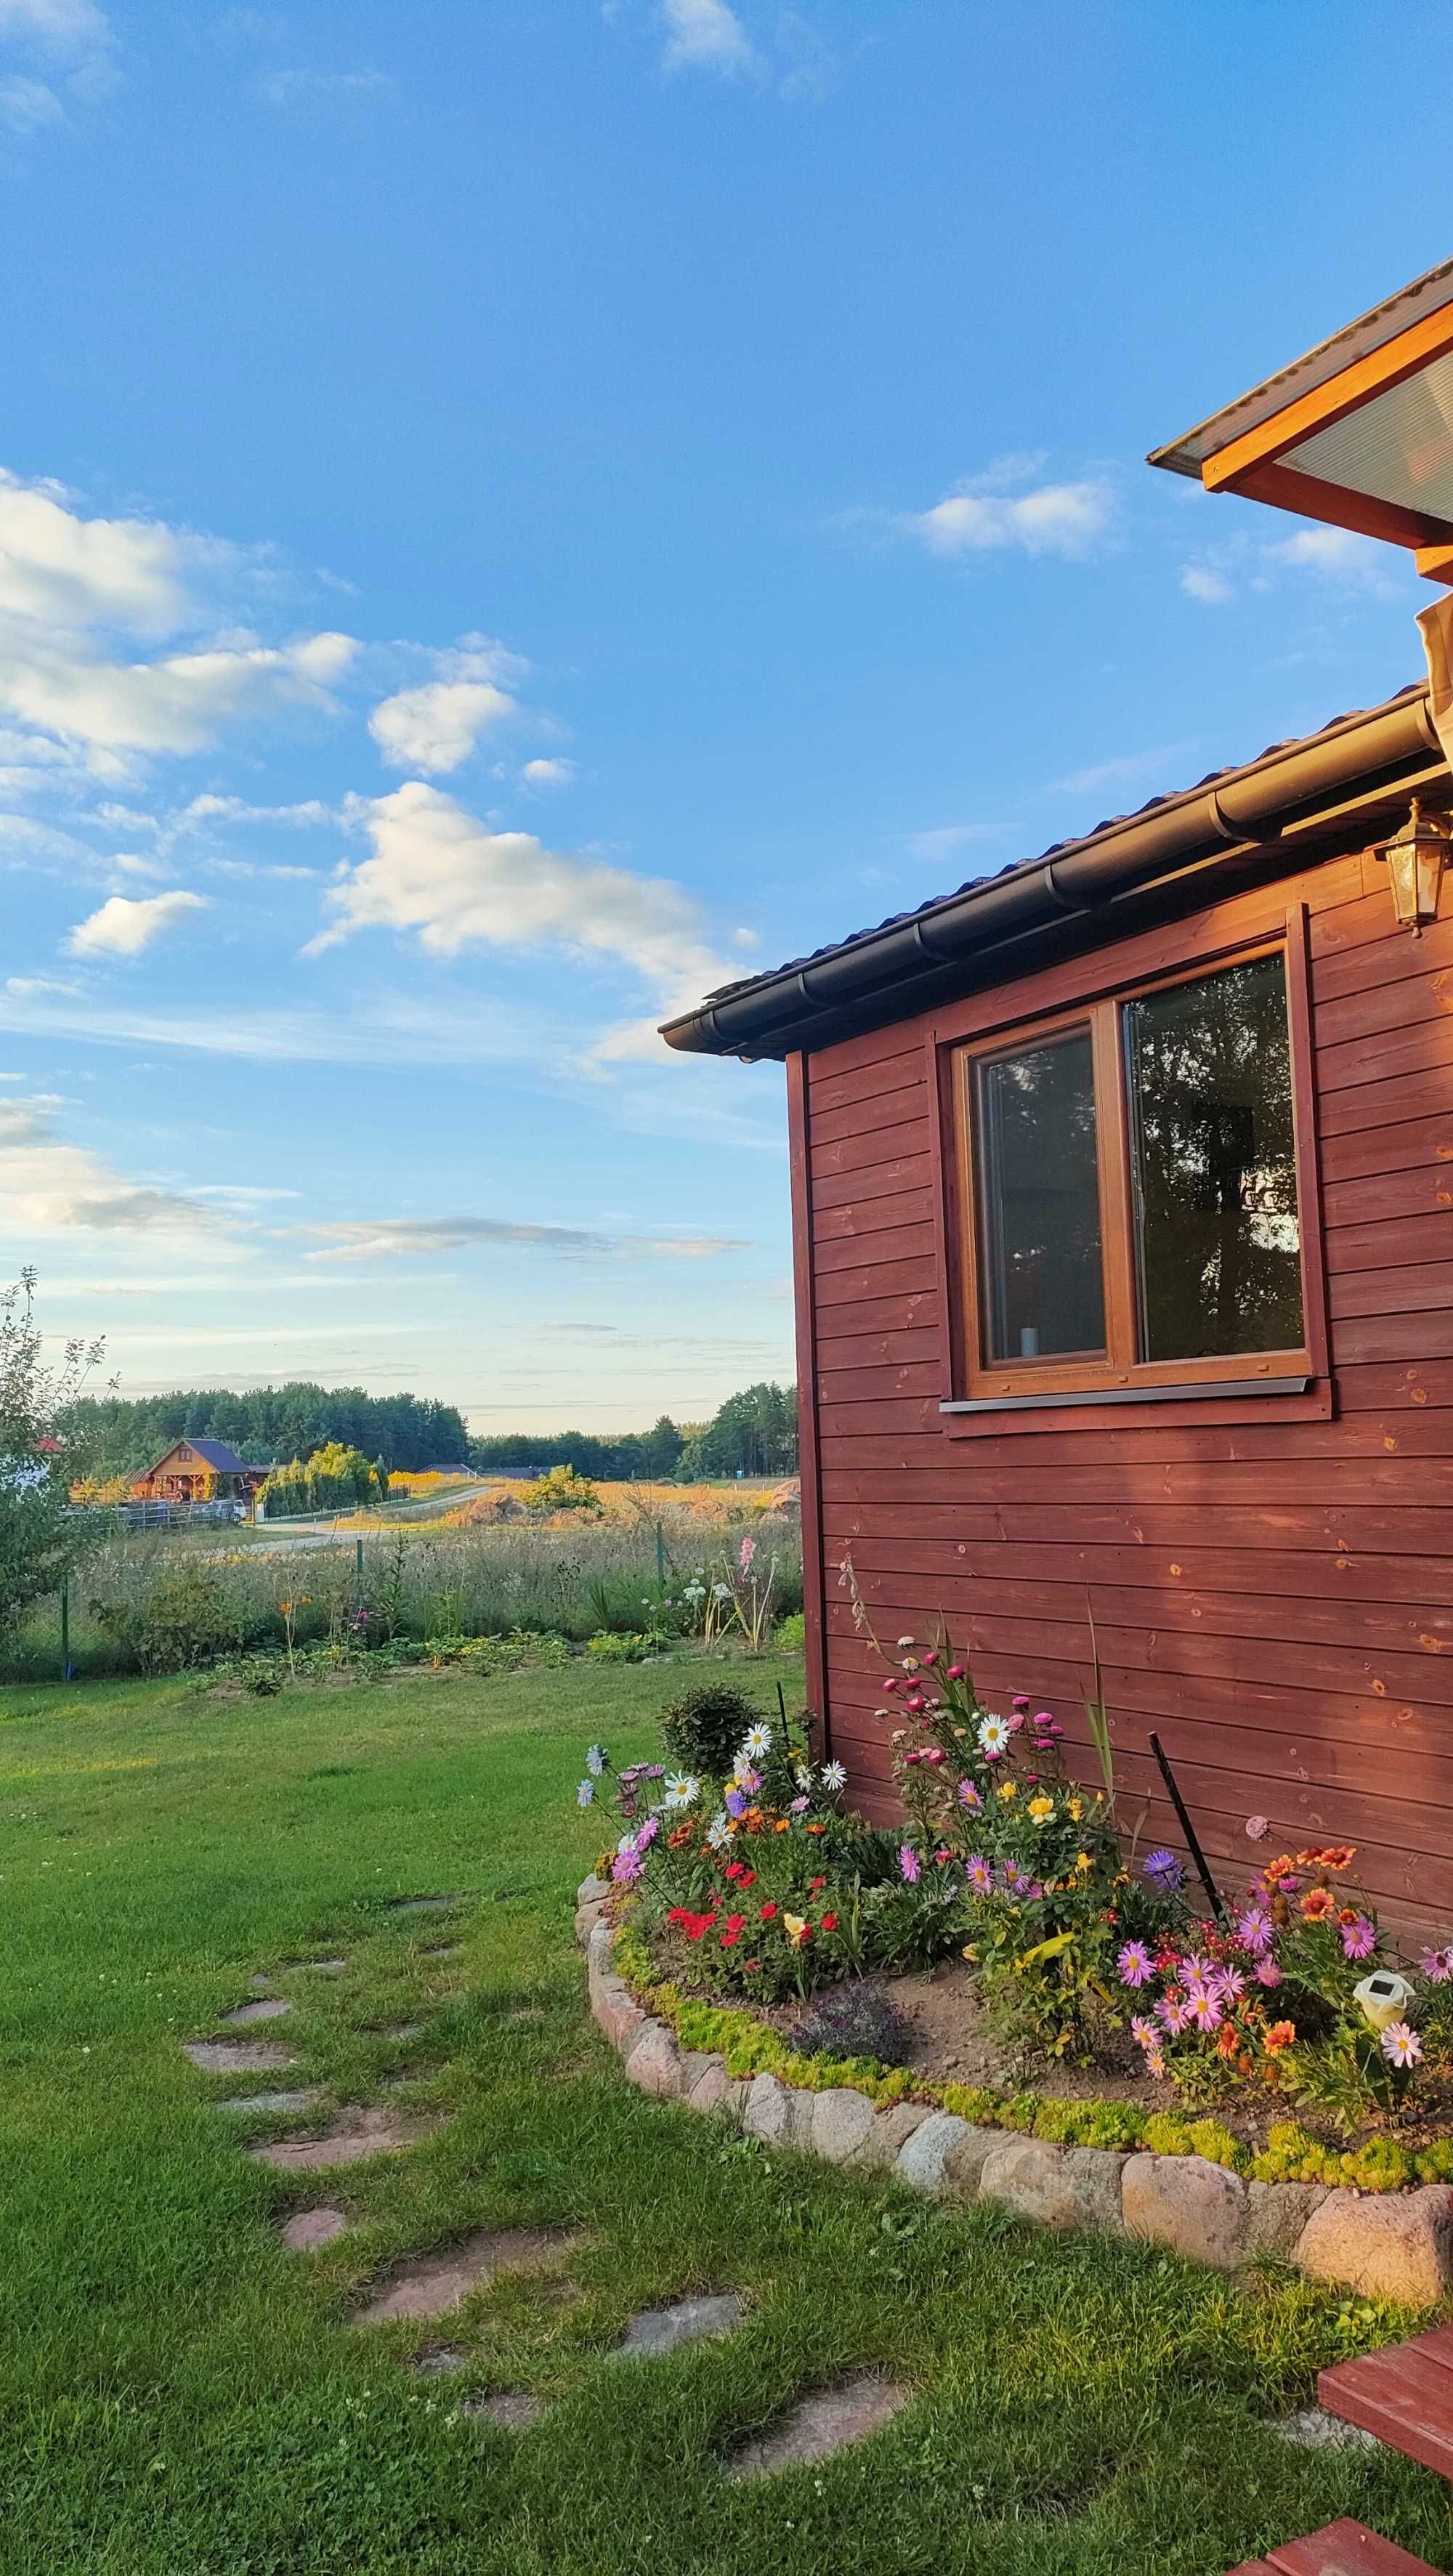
[1282,349,1453,522]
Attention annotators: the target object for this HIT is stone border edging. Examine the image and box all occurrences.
[575,1881,1453,2308]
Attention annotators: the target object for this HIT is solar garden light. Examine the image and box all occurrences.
[1353,1969,1417,2033]
[1374,796,1450,936]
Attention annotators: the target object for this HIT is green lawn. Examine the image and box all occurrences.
[4,1657,1452,2576]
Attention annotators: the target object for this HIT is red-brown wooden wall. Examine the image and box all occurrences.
[791,835,1453,1932]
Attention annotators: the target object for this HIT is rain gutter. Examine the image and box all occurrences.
[660,688,1444,1062]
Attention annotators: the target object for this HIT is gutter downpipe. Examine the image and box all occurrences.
[663,691,1443,1058]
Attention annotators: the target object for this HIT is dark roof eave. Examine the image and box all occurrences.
[662,684,1443,1061]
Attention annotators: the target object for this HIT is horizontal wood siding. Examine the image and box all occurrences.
[801,841,1453,1927]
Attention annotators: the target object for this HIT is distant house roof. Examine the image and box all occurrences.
[147,1437,254,1476]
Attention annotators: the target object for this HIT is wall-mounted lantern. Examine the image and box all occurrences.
[1374,797,1450,936]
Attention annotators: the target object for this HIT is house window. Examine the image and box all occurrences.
[955,947,1312,1404]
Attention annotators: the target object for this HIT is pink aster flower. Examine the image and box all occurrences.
[1254,1955,1283,1988]
[1208,1965,1245,2006]
[966,1855,993,1896]
[1380,2021,1422,2070]
[1340,1915,1377,1961]
[1420,1945,1453,1983]
[1186,1988,1223,2032]
[1157,1996,1189,2036]
[1117,1940,1154,1989]
[1236,1905,1274,1953]
[899,1844,920,1884]
[957,1779,982,1810]
[1130,2015,1157,2051]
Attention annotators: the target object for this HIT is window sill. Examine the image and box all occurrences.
[939,1374,1331,1436]
[942,1374,1311,1414]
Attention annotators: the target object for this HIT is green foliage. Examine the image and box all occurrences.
[521,1464,601,1515]
[586,1629,651,1663]
[97,1561,244,1674]
[774,1609,806,1651]
[659,1677,766,1777]
[61,1380,468,1484]
[0,1271,108,1638]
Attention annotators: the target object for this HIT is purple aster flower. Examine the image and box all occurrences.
[966,1855,993,1896]
[957,1779,983,1810]
[1236,1904,1274,1953]
[1340,1915,1377,1961]
[1157,1996,1189,2036]
[1130,2014,1157,2051]
[636,1815,659,1849]
[576,1781,594,1807]
[1381,2021,1422,2070]
[643,1763,665,1781]
[1117,1940,1154,1989]
[1186,1988,1223,2032]
[612,1847,644,1885]
[724,1787,745,1818]
[899,1843,920,1884]
[1254,1954,1282,1988]
[735,1763,760,1794]
[1025,1882,1044,1902]
[789,1795,809,1814]
[1003,1863,1031,1897]
[1178,1953,1211,1989]
[1420,1945,1453,1983]
[1208,1965,1245,2005]
[1145,1847,1184,1893]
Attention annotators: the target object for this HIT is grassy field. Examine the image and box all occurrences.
[4,1656,1452,2576]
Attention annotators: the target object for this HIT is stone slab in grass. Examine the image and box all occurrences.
[412,2346,469,2376]
[250,2107,436,2170]
[222,2089,323,2114]
[303,1957,348,1975]
[282,2207,349,2251]
[185,2038,297,2074]
[461,2391,546,2430]
[722,2374,912,2479]
[1276,2406,1385,2455]
[1295,2184,1453,2305]
[389,1895,458,1914]
[610,2293,746,2361]
[224,1998,294,2027]
[353,2225,584,2325]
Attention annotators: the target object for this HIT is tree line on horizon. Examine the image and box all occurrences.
[58,1378,798,1486]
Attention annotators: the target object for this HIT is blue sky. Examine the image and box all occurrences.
[1,0,1448,1429]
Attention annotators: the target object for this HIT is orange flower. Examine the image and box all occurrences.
[1320,1844,1355,1872]
[1215,2022,1241,2060]
[668,1825,695,1848]
[1300,1887,1336,1922]
[1263,1854,1295,1886]
[773,1820,790,1834]
[1263,2020,1297,2055]
[805,1822,827,1836]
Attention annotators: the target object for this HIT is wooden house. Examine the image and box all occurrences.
[663,681,1453,1928]
[132,1438,265,1507]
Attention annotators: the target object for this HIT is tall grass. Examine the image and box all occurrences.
[0,1510,804,1680]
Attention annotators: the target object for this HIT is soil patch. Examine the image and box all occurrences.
[461,2391,545,2430]
[353,2225,585,2325]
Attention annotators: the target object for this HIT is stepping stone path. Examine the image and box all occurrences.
[412,2346,469,2376]
[461,2391,545,2431]
[389,1895,457,1914]
[282,2208,349,2251]
[420,1943,460,1959]
[353,2225,584,2326]
[375,2020,424,2041]
[1276,2407,1385,2455]
[611,2293,747,2362]
[302,1957,347,1975]
[723,2375,912,2480]
[185,2038,296,2074]
[250,2107,436,2171]
[221,2089,323,2114]
[224,1998,293,2027]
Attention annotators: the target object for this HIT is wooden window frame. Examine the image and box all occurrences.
[939,913,1329,1417]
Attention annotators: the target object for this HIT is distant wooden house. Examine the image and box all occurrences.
[131,1438,266,1506]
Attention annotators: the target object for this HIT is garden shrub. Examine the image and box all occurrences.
[774,1610,806,1651]
[587,1629,652,1664]
[659,1677,767,1778]
[99,1562,243,1672]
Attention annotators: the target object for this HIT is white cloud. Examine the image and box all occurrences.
[369,639,521,774]
[0,471,190,633]
[1266,524,1401,594]
[521,757,575,789]
[0,0,113,133]
[308,782,734,1047]
[298,1213,750,1261]
[1180,562,1234,605]
[259,68,392,107]
[904,822,1003,864]
[660,0,758,76]
[0,628,357,760]
[0,1091,230,1236]
[68,888,209,956]
[1053,743,1194,801]
[910,475,1114,561]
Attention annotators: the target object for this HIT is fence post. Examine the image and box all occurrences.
[60,1578,71,1682]
[655,1519,666,1587]
[356,1536,364,1583]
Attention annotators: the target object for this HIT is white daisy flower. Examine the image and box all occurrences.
[705,1811,731,1848]
[976,1714,1011,1758]
[616,1831,637,1855]
[822,1759,848,1792]
[793,1764,813,1791]
[742,1722,772,1758]
[586,1744,607,1776]
[663,1773,700,1810]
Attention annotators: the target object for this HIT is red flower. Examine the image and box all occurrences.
[723,1860,742,1881]
[809,1877,827,1892]
[758,1902,779,1921]
[820,1911,839,1932]
[737,1869,756,1887]
[720,1927,740,1948]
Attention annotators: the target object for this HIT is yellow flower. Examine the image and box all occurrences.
[997,1780,1017,1802]
[1067,1798,1082,1822]
[782,1911,809,1947]
[1027,1794,1054,1822]
[1075,1850,1093,1874]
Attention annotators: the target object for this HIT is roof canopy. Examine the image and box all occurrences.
[1149,259,1453,585]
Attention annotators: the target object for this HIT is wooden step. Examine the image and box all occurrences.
[1320,2324,1453,2480]
[1228,2519,1440,2575]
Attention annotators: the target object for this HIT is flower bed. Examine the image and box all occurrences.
[577,1889,1453,2306]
